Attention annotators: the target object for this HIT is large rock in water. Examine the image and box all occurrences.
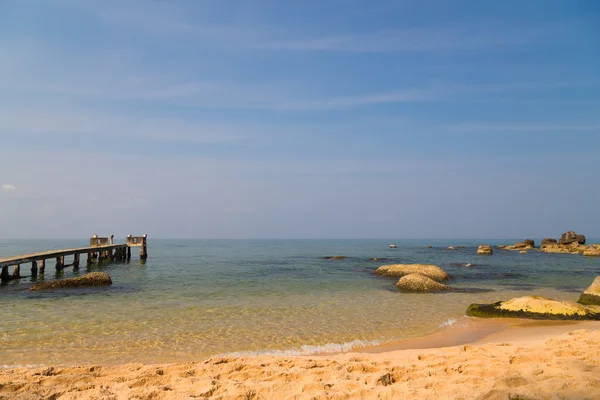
[559,230,586,245]
[375,264,449,282]
[396,273,451,292]
[466,296,600,320]
[583,245,600,257]
[579,276,600,305]
[31,272,112,291]
[477,244,493,255]
[541,238,558,248]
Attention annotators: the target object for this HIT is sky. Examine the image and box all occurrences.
[0,0,599,239]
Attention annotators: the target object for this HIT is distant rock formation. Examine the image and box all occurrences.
[559,231,586,245]
[324,256,346,260]
[375,264,449,282]
[583,245,600,257]
[503,239,535,251]
[390,244,397,249]
[447,246,455,250]
[30,272,112,291]
[579,276,600,305]
[477,245,493,255]
[466,296,600,320]
[541,238,558,248]
[396,273,451,292]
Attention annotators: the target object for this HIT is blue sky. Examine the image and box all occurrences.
[0,0,599,239]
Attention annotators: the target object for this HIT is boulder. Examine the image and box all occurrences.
[541,243,586,255]
[30,272,112,291]
[396,273,451,292]
[466,296,600,320]
[541,238,557,248]
[559,231,586,245]
[583,245,600,257]
[519,251,527,254]
[375,264,449,282]
[390,244,397,249]
[497,245,507,249]
[427,245,433,248]
[522,239,535,247]
[477,244,493,255]
[447,246,455,250]
[579,276,600,305]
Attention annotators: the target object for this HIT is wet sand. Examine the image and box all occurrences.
[1,319,599,399]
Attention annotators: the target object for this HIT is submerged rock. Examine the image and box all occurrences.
[466,296,600,320]
[520,251,527,254]
[477,245,493,255]
[31,272,112,291]
[396,273,451,292]
[578,276,600,306]
[324,256,346,260]
[375,264,449,282]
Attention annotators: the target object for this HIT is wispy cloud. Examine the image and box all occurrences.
[2,184,16,191]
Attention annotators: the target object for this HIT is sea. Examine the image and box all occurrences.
[1,238,599,368]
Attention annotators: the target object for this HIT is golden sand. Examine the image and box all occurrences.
[1,320,598,399]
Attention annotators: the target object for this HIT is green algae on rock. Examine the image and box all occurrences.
[30,272,112,291]
[466,296,600,320]
[578,276,600,306]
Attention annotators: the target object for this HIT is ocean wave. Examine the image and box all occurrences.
[213,339,383,358]
[439,318,458,328]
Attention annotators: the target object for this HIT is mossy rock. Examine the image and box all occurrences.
[466,296,600,320]
[578,276,600,306]
[31,272,112,291]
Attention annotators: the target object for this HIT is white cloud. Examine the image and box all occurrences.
[2,184,16,191]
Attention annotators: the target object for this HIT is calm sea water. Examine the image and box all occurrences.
[1,239,599,367]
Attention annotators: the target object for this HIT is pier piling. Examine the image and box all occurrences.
[31,261,38,277]
[12,264,21,279]
[1,266,9,282]
[74,254,80,268]
[39,259,46,273]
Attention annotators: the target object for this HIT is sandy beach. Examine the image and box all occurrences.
[1,319,598,400]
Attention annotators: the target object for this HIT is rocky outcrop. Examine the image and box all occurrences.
[503,239,535,251]
[466,296,600,320]
[497,245,507,249]
[396,273,451,292]
[559,231,586,245]
[583,245,600,257]
[30,272,112,291]
[447,246,455,250]
[375,264,449,282]
[541,242,587,255]
[578,276,600,305]
[389,244,397,249]
[477,245,493,255]
[541,238,558,248]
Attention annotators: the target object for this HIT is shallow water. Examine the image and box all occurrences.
[1,239,599,367]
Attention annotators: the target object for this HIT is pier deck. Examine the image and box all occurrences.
[0,234,148,282]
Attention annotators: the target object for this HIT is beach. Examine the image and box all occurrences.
[1,319,599,399]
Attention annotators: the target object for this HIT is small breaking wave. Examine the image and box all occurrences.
[213,339,383,359]
[439,318,458,328]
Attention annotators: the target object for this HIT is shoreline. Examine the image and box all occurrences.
[1,320,599,399]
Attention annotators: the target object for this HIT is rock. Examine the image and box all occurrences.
[541,243,586,255]
[427,245,433,248]
[578,276,600,305]
[477,245,493,255]
[466,296,600,320]
[390,244,397,248]
[541,238,557,248]
[583,245,600,257]
[375,264,449,282]
[559,231,586,245]
[519,251,527,254]
[456,246,465,249]
[522,239,535,247]
[447,246,455,250]
[497,245,507,249]
[30,272,112,291]
[324,256,346,260]
[396,273,451,292]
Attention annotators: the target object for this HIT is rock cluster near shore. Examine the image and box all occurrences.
[30,272,112,291]
[375,264,451,292]
[467,276,600,320]
[539,231,598,256]
[502,239,535,251]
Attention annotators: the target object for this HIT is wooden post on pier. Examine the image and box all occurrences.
[12,264,21,279]
[56,256,65,270]
[1,266,9,282]
[127,246,131,260]
[31,261,38,277]
[140,234,148,260]
[39,259,46,273]
[73,254,80,268]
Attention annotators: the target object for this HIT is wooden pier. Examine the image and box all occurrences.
[0,234,148,282]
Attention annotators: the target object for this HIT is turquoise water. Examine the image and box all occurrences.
[1,239,599,367]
